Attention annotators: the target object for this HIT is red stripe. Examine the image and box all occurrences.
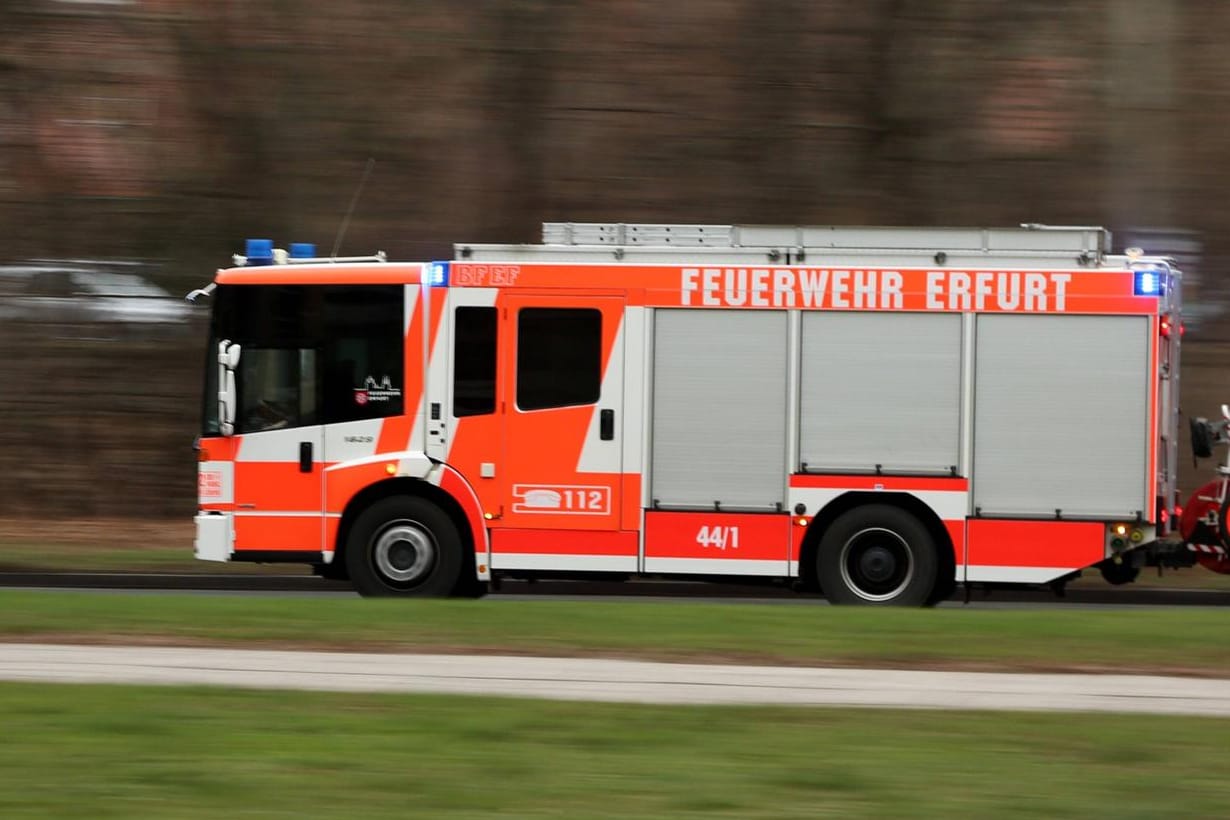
[966,519,1103,568]
[1147,317,1158,521]
[644,511,789,560]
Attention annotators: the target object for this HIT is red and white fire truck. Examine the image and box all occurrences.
[192,222,1215,604]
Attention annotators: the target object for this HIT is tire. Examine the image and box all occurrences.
[451,571,490,599]
[345,496,464,597]
[816,505,939,606]
[1098,559,1140,586]
[925,573,956,607]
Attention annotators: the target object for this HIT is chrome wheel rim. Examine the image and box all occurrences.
[372,520,437,584]
[838,527,914,602]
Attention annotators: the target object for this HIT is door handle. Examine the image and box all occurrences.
[299,441,313,473]
[600,409,615,441]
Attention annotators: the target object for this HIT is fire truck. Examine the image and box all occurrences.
[192,222,1212,604]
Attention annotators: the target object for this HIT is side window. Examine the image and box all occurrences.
[321,286,404,424]
[516,308,602,411]
[229,285,322,434]
[454,307,497,417]
[240,349,318,433]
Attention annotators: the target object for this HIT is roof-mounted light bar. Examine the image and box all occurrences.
[232,238,387,267]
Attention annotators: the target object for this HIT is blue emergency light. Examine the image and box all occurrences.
[428,262,449,287]
[1133,268,1164,296]
[245,238,274,266]
[290,242,316,259]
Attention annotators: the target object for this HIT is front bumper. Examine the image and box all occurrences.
[194,512,234,562]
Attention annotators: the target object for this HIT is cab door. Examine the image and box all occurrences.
[227,285,325,553]
[496,295,625,535]
[232,347,325,552]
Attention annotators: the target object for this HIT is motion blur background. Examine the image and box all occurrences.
[0,0,1224,521]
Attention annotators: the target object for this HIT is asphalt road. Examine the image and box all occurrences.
[3,643,1228,715]
[2,572,1228,608]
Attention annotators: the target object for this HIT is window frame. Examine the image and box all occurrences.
[452,305,498,418]
[514,306,603,412]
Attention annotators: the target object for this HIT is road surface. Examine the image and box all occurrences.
[3,572,1228,607]
[2,643,1228,716]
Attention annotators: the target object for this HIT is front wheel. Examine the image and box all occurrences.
[345,496,464,597]
[816,505,938,606]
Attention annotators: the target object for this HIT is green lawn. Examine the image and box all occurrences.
[0,543,303,574]
[3,591,1230,675]
[1,543,244,571]
[2,683,1228,819]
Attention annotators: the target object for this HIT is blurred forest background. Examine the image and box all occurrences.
[0,0,1226,519]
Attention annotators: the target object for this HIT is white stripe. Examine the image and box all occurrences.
[491,554,637,572]
[323,418,385,463]
[622,306,646,477]
[576,318,624,473]
[643,558,786,576]
[235,427,320,462]
[322,450,433,477]
[404,284,419,335]
[964,565,1078,584]
[232,511,321,518]
[790,487,968,520]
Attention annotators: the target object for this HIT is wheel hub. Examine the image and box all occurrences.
[839,527,915,602]
[388,540,417,571]
[373,522,437,584]
[859,546,897,583]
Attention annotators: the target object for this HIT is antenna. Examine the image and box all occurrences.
[331,157,376,259]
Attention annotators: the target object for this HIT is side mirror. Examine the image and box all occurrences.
[217,340,241,436]
[185,282,216,303]
[218,340,242,370]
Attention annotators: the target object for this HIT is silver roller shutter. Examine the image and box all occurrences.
[800,312,961,474]
[651,309,787,510]
[973,314,1149,518]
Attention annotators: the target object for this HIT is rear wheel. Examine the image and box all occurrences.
[1098,559,1140,586]
[817,505,938,606]
[345,496,464,597]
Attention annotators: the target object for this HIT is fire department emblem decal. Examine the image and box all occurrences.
[354,375,401,406]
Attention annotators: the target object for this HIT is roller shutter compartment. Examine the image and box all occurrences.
[651,309,788,510]
[972,314,1149,518]
[800,311,961,474]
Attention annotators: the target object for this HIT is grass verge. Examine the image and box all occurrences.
[3,590,1230,675]
[2,683,1229,819]
[0,519,300,574]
